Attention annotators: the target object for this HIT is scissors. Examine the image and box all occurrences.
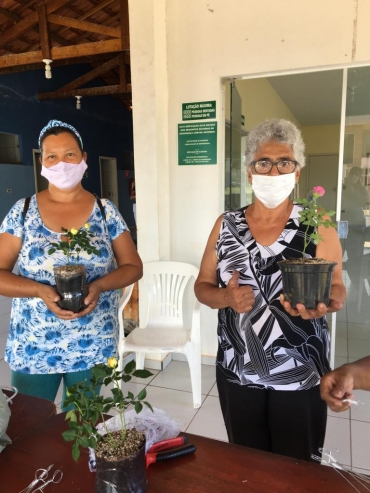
[32,469,63,492]
[19,465,54,493]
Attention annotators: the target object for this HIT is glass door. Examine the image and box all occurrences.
[225,80,242,210]
[339,67,370,367]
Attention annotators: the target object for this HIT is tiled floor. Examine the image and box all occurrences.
[0,293,369,474]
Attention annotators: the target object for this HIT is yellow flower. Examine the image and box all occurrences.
[107,357,118,368]
[70,227,78,235]
[84,223,90,229]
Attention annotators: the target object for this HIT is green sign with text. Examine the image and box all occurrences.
[182,100,216,120]
[178,122,217,165]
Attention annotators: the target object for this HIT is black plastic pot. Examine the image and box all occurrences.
[95,441,147,493]
[278,259,337,309]
[53,265,87,313]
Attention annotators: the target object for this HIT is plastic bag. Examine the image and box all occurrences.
[0,390,12,453]
[88,407,181,472]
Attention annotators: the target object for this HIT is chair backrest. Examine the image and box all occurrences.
[140,261,199,329]
[118,283,135,337]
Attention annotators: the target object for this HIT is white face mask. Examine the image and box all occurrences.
[251,173,296,209]
[41,159,87,189]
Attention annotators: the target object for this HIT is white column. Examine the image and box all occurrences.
[129,0,170,263]
[129,0,170,367]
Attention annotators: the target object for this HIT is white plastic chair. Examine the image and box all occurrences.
[121,261,202,409]
[117,283,135,372]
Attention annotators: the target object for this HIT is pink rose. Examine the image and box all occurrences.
[313,186,325,197]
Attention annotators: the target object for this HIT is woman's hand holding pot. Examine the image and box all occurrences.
[38,284,76,320]
[74,281,102,318]
[280,294,344,320]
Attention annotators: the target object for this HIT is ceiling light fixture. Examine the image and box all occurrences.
[42,59,52,79]
[75,96,82,110]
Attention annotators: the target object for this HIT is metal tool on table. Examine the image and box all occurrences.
[18,464,63,493]
[146,436,196,468]
[31,469,63,492]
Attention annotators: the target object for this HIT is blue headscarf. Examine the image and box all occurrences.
[38,120,83,149]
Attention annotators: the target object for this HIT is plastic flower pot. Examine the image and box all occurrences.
[53,265,87,313]
[95,439,147,493]
[278,258,337,309]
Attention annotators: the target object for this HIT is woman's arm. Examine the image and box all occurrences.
[194,216,254,313]
[0,232,76,319]
[281,217,346,319]
[80,231,143,314]
[320,356,370,412]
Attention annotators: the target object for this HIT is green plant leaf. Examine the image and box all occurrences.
[72,441,81,462]
[87,437,97,448]
[133,369,153,379]
[135,401,143,414]
[62,429,77,442]
[124,360,136,374]
[69,421,79,430]
[137,388,147,400]
[79,435,92,449]
[65,410,77,422]
[92,366,107,380]
[144,401,154,412]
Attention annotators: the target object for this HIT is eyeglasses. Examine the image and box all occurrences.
[251,160,298,174]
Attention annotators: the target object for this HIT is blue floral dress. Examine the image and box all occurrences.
[0,195,127,375]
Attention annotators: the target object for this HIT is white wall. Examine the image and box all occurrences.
[129,0,370,359]
[226,78,300,130]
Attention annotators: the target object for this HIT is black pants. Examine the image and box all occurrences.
[216,366,327,462]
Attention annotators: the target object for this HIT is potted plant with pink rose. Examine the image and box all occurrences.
[278,186,338,309]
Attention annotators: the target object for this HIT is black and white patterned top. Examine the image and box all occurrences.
[216,204,331,391]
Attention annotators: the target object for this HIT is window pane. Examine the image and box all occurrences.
[342,67,370,345]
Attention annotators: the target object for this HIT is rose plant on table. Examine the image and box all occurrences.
[63,358,153,493]
[62,358,153,461]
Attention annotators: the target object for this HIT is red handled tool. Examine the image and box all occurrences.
[146,436,196,468]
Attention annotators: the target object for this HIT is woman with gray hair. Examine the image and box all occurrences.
[195,119,346,461]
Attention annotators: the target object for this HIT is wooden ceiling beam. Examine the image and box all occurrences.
[0,38,123,69]
[13,0,38,9]
[0,0,69,49]
[38,84,132,100]
[52,0,115,37]
[47,14,121,38]
[38,2,51,60]
[0,7,67,51]
[119,53,127,91]
[54,55,122,93]
[120,0,129,50]
[88,0,116,18]
[70,13,120,45]
[0,7,20,23]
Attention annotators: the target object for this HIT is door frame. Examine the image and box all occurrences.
[99,156,119,207]
[32,148,46,193]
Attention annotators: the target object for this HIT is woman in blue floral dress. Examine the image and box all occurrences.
[0,120,142,408]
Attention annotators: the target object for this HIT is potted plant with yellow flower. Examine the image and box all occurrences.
[63,357,153,493]
[48,223,99,312]
[278,186,338,308]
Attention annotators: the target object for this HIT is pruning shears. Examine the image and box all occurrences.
[146,436,196,468]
